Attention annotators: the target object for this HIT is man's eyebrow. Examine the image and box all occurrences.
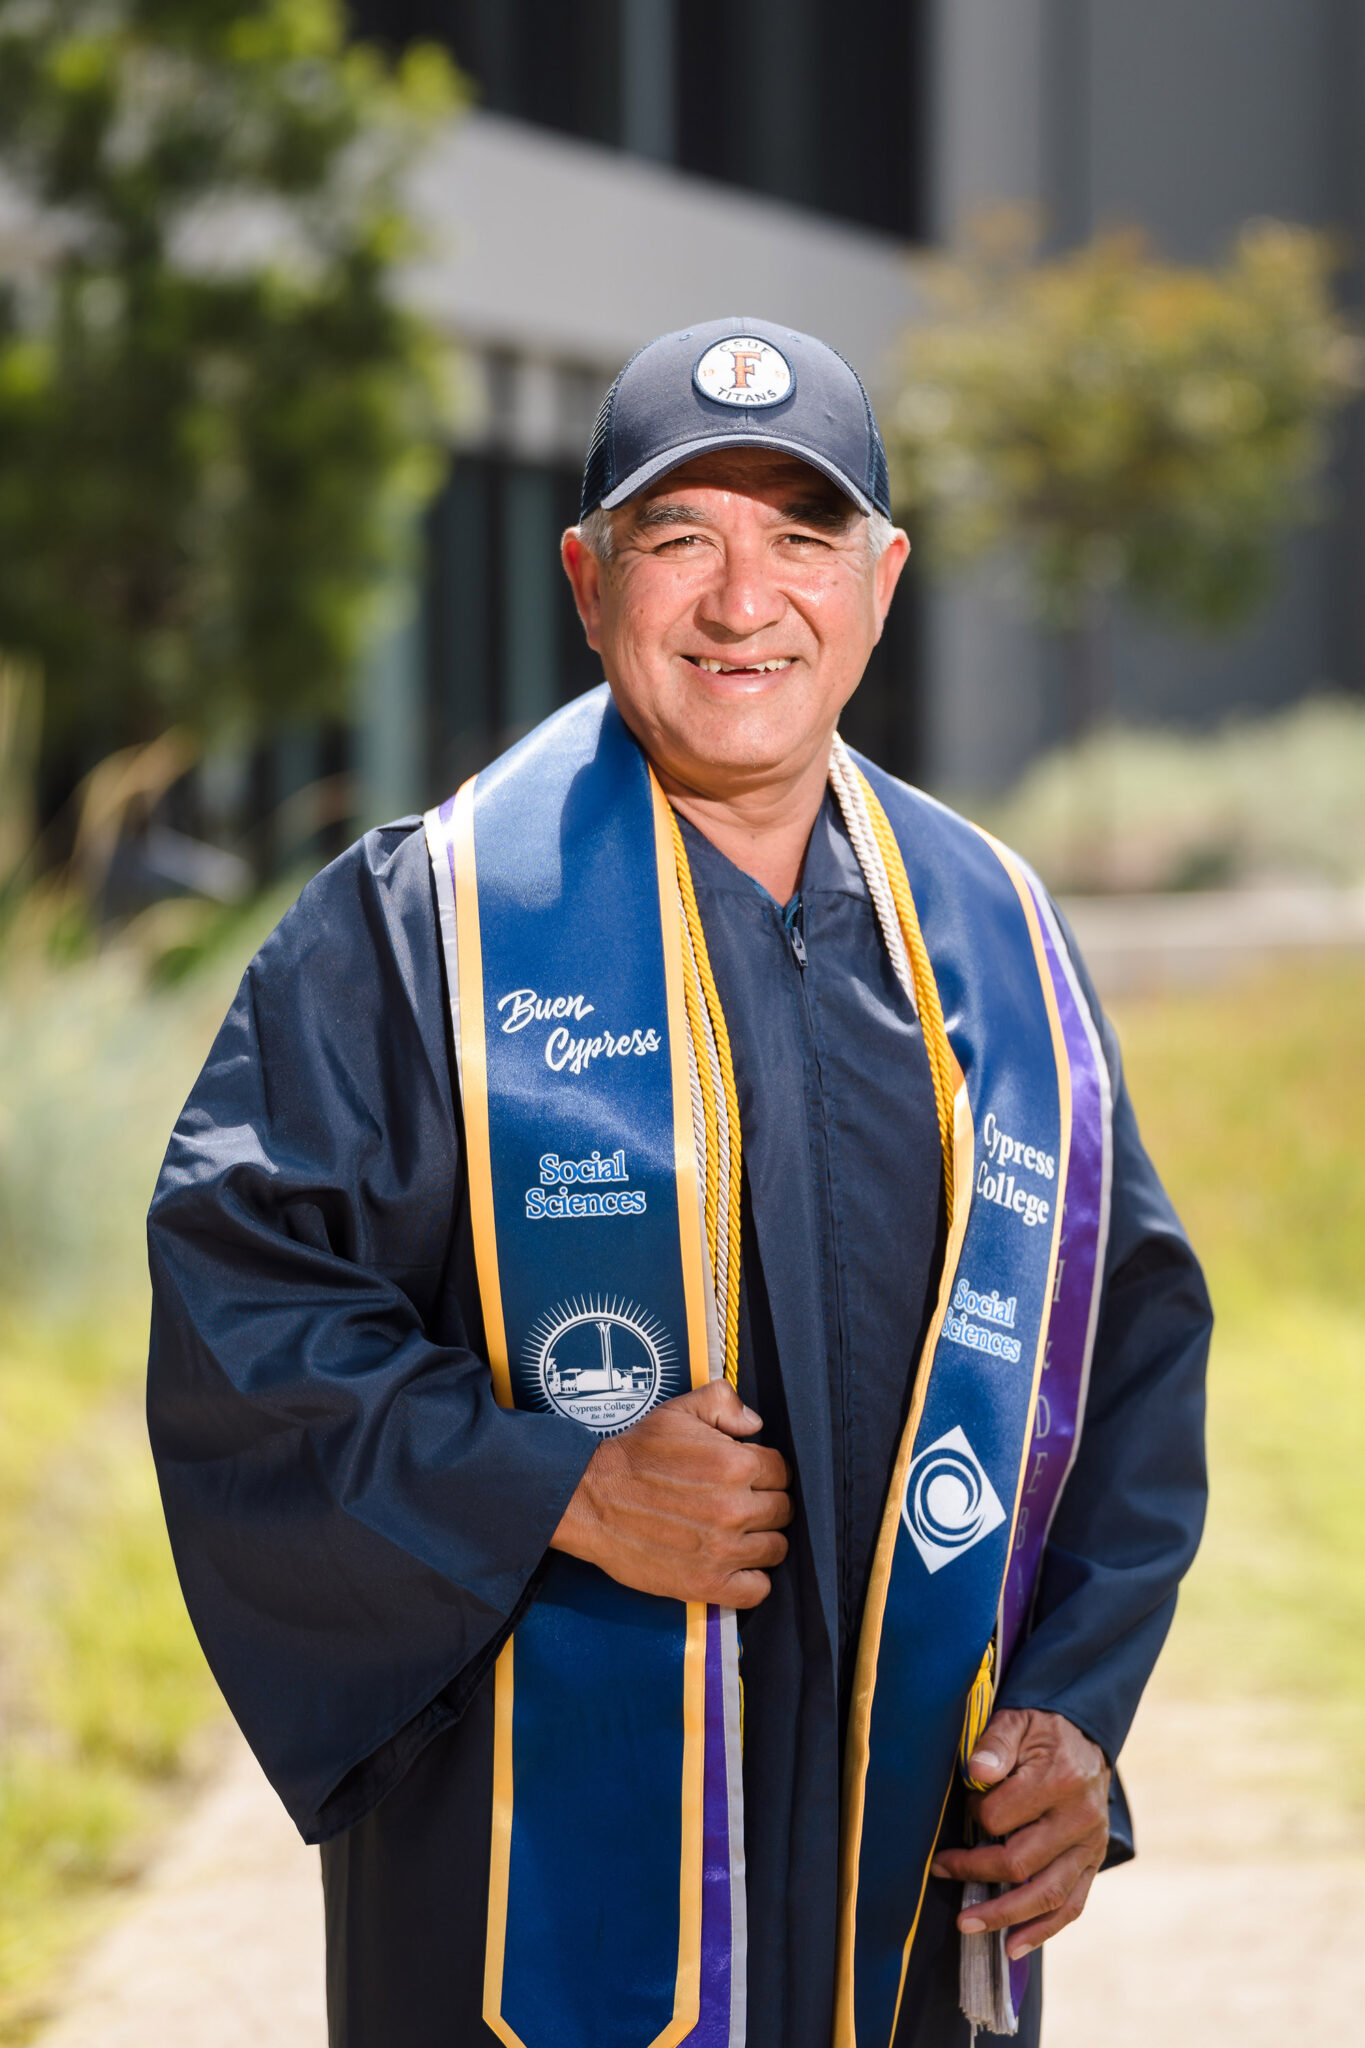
[780,496,858,531]
[631,501,714,531]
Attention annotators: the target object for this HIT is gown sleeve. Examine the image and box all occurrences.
[146,821,595,1843]
[993,907,1212,1861]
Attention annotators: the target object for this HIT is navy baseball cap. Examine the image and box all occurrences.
[580,317,892,521]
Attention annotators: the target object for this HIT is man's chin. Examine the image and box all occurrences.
[663,706,817,785]
[609,672,844,790]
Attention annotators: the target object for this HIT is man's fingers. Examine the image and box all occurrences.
[1002,1864,1098,1960]
[930,1813,1076,1888]
[933,1803,1103,1888]
[955,1845,1093,1936]
[961,1709,1110,1842]
[974,1745,1107,1842]
[740,1480,794,1530]
[722,1568,772,1609]
[682,1379,764,1437]
[552,1378,796,1605]
[965,1707,1028,1789]
[745,1443,792,1492]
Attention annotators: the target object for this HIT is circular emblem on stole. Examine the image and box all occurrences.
[525,1296,673,1435]
[900,1425,1007,1574]
[694,335,794,408]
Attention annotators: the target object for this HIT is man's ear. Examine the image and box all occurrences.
[561,528,605,651]
[871,527,912,643]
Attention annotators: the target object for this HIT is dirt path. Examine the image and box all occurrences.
[34,1737,326,2048]
[1047,1680,1365,2044]
[34,1677,1363,2046]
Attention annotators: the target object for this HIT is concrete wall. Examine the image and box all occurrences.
[1084,0,1335,258]
[401,110,919,392]
[923,0,1049,792]
[1084,0,1362,740]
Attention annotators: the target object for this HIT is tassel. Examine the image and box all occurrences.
[958,1881,1018,2037]
[956,1644,1017,2035]
[958,1642,996,1790]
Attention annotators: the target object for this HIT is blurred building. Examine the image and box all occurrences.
[348,0,1365,815]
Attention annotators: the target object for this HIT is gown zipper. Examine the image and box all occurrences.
[779,892,853,1673]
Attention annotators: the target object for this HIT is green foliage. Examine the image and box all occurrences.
[888,216,1362,631]
[978,694,1365,893]
[0,885,292,2037]
[0,1743,141,2034]
[0,0,462,750]
[1113,961,1365,1776]
[0,1329,221,2040]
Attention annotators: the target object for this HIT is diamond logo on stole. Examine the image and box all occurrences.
[901,1425,1007,1574]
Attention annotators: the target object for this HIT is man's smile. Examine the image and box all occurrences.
[685,656,797,676]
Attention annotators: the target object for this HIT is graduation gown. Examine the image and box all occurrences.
[147,796,1210,2048]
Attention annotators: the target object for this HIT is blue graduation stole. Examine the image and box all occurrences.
[425,685,1112,2048]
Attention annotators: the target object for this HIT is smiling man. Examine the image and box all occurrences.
[147,321,1210,2048]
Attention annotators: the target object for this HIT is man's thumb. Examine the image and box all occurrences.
[968,1708,1025,1787]
[688,1378,763,1438]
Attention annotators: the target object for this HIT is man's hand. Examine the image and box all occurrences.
[550,1381,792,1608]
[929,1708,1110,1960]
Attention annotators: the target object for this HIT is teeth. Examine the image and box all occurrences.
[694,657,794,674]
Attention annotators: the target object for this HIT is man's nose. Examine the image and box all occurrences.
[694,538,785,641]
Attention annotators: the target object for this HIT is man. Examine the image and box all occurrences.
[148,319,1209,2048]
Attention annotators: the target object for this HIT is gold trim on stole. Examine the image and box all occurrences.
[451,778,511,1406]
[454,769,711,2048]
[833,832,1074,2048]
[448,778,523,2048]
[650,767,712,2048]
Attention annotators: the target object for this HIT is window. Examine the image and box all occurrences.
[348,0,927,238]
[424,455,603,792]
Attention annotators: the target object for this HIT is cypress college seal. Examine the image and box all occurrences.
[524,1296,675,1434]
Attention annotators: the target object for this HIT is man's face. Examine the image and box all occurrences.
[561,448,909,798]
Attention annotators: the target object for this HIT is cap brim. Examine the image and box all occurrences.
[597,433,875,516]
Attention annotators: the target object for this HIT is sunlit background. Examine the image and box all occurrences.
[1,4,1363,2043]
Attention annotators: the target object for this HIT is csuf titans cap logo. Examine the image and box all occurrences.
[693,335,795,409]
[901,1425,1007,1574]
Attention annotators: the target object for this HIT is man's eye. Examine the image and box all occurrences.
[782,532,831,548]
[652,534,704,553]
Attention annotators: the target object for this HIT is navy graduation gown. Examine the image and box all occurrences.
[147,799,1209,2048]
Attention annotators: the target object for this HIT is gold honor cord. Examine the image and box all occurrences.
[668,806,743,1389]
[666,762,961,1382]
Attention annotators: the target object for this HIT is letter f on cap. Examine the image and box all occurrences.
[729,348,761,389]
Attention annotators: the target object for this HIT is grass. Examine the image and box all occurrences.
[0,1314,223,2041]
[1109,959,1365,1773]
[0,888,295,2041]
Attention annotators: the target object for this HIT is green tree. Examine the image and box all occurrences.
[0,0,460,760]
[887,216,1362,730]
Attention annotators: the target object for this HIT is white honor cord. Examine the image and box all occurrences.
[827,737,919,1021]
